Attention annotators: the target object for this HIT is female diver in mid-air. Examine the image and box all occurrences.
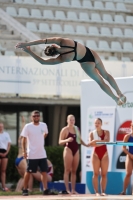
[15,37,126,105]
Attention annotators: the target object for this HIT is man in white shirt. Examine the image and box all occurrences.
[21,110,49,196]
[0,123,11,191]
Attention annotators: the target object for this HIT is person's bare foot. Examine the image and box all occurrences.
[66,190,71,194]
[119,191,126,195]
[71,190,78,194]
[101,192,107,196]
[119,94,126,104]
[116,98,123,106]
[96,193,101,196]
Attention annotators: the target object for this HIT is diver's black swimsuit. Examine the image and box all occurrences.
[60,41,95,63]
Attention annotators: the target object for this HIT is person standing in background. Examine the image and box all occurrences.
[0,122,11,191]
[120,122,133,195]
[59,114,88,194]
[21,110,50,196]
[89,118,110,196]
[15,116,33,192]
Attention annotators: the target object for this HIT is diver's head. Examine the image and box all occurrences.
[44,45,58,57]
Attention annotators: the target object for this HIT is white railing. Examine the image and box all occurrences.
[0,8,44,50]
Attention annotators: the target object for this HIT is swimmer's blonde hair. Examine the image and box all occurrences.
[67,114,75,120]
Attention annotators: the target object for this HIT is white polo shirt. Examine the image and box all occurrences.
[21,122,48,159]
[0,132,12,150]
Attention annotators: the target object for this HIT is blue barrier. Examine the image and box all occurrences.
[86,171,131,195]
[40,182,85,194]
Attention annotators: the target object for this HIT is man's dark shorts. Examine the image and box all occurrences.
[27,158,48,173]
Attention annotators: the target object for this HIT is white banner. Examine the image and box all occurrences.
[0,56,87,98]
[112,90,133,172]
[0,56,133,98]
[81,77,133,188]
[82,107,115,183]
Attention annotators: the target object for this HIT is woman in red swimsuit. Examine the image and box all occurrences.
[89,118,110,196]
[59,114,88,194]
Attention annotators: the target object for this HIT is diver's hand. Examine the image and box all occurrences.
[21,46,31,53]
[15,42,28,49]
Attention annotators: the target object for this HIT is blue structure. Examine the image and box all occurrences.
[86,171,131,195]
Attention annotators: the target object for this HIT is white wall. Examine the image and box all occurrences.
[81,77,133,183]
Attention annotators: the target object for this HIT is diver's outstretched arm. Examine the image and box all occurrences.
[22,46,63,65]
[15,37,62,48]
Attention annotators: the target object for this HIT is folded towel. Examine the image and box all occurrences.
[74,126,81,144]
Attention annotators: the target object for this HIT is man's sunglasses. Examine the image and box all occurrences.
[32,115,40,118]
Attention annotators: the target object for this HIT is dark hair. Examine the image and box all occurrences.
[32,110,40,116]
[96,118,102,123]
[44,46,58,56]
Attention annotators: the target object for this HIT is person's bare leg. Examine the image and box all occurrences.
[121,155,132,194]
[47,174,52,182]
[15,178,24,192]
[32,171,41,182]
[81,63,120,104]
[41,172,48,190]
[15,159,27,191]
[92,154,101,195]
[63,148,73,193]
[71,150,79,194]
[23,172,31,189]
[100,154,109,195]
[95,59,126,103]
[1,158,8,189]
[17,159,27,177]
[28,174,33,192]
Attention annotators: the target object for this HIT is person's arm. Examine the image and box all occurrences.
[22,46,63,65]
[44,123,48,138]
[6,142,11,155]
[88,131,97,147]
[2,142,11,157]
[15,37,62,48]
[44,133,48,139]
[89,132,93,142]
[58,128,73,146]
[21,115,25,131]
[81,138,89,147]
[22,137,27,158]
[2,133,12,157]
[94,130,110,147]
[89,130,110,147]
[76,128,89,147]
[123,134,133,158]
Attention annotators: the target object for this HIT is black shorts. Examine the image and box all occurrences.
[27,158,48,173]
[0,149,8,159]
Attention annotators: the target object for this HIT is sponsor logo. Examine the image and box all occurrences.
[94,111,114,118]
[86,160,90,167]
[86,150,92,154]
[104,121,109,125]
[88,121,93,126]
[116,120,132,141]
[121,101,133,108]
[86,155,91,159]
[89,114,93,119]
[116,151,126,169]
